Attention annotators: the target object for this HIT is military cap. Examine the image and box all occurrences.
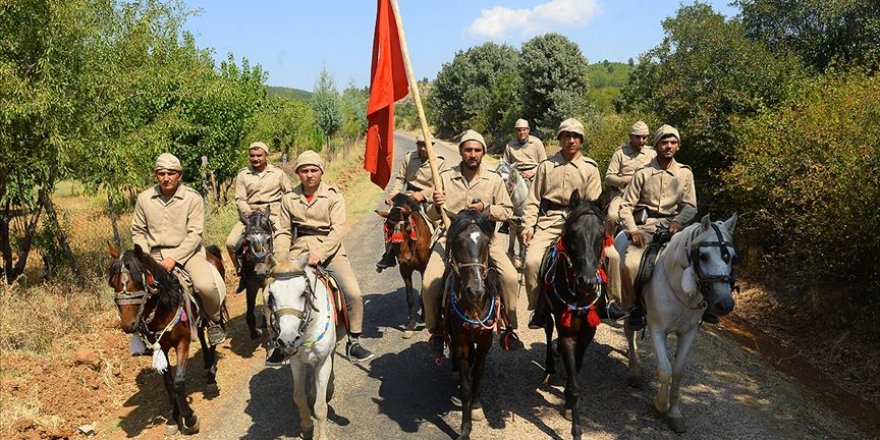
[415,133,431,144]
[458,129,486,149]
[294,150,325,173]
[154,153,183,172]
[653,124,681,147]
[249,141,270,155]
[556,118,585,139]
[514,118,529,129]
[630,121,650,136]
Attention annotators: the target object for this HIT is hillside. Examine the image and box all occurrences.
[266,85,312,101]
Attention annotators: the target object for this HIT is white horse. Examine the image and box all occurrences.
[615,214,738,433]
[496,160,530,267]
[266,257,338,440]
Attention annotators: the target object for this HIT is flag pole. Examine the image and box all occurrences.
[388,0,450,228]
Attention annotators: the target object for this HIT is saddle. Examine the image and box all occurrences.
[312,266,350,338]
[633,228,674,300]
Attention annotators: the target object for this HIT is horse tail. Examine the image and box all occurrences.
[205,245,226,280]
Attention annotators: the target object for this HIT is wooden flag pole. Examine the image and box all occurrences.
[388,0,450,228]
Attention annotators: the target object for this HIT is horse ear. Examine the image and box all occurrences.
[700,214,712,232]
[108,241,120,259]
[569,190,581,210]
[375,210,389,218]
[133,244,144,257]
[723,213,738,235]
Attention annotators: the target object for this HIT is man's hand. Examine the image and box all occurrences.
[629,230,647,248]
[467,198,485,212]
[159,258,177,272]
[307,253,321,267]
[412,191,425,203]
[668,221,683,235]
[522,169,536,179]
[521,230,533,247]
[433,191,446,206]
[622,175,632,185]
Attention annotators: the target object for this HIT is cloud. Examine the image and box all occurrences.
[467,0,602,40]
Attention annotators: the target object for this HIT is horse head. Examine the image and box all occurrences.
[446,209,495,321]
[107,243,182,333]
[687,214,739,317]
[558,191,607,299]
[376,193,421,254]
[242,208,275,275]
[267,255,316,356]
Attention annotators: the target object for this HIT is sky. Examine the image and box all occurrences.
[183,0,739,91]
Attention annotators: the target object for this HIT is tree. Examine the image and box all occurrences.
[311,67,342,158]
[340,82,368,146]
[518,33,591,137]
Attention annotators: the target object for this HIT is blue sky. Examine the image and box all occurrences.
[183,0,738,91]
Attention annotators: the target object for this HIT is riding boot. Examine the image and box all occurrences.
[702,310,721,324]
[605,302,627,320]
[375,251,397,272]
[528,299,549,330]
[498,222,510,234]
[627,304,646,331]
[346,334,374,362]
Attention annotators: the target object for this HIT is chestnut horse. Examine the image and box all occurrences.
[376,193,432,338]
[107,243,225,436]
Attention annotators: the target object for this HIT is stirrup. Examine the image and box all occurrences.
[499,330,524,351]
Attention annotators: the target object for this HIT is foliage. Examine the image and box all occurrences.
[266,85,312,101]
[723,72,880,286]
[586,61,632,113]
[737,0,880,73]
[583,113,660,174]
[248,95,316,158]
[519,33,591,137]
[311,67,342,156]
[340,82,368,141]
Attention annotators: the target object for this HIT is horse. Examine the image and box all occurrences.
[442,209,499,440]
[496,160,529,268]
[237,208,275,340]
[616,214,738,433]
[266,257,339,440]
[375,193,432,338]
[536,195,609,440]
[107,243,226,436]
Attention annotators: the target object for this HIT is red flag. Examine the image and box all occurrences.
[365,0,409,188]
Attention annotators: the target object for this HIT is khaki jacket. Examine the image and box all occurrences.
[522,153,602,231]
[503,135,547,171]
[619,158,697,232]
[234,164,292,223]
[605,144,656,193]
[387,151,446,195]
[275,182,345,262]
[427,164,513,223]
[131,184,204,265]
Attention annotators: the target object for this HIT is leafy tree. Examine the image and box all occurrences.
[519,33,591,137]
[311,67,342,158]
[340,82,368,142]
[737,0,880,72]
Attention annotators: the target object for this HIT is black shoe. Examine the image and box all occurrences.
[605,303,627,320]
[499,330,524,351]
[702,311,720,324]
[265,347,285,366]
[627,306,646,331]
[375,253,397,272]
[235,276,246,293]
[498,223,510,234]
[528,310,548,329]
[346,340,374,362]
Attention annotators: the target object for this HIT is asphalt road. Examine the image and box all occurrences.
[200,133,869,440]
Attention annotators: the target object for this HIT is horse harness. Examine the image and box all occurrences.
[112,258,189,345]
[269,268,346,348]
[541,235,609,328]
[442,223,502,331]
[687,223,739,296]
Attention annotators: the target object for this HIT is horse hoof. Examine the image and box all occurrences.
[402,329,414,339]
[667,416,687,433]
[250,328,262,340]
[627,375,643,389]
[181,415,199,435]
[164,422,179,436]
[301,427,314,439]
[471,407,485,421]
[562,408,573,421]
[651,404,666,419]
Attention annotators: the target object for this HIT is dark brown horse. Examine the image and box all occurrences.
[376,193,432,338]
[107,243,225,436]
[236,208,275,340]
[538,195,609,440]
[442,209,498,440]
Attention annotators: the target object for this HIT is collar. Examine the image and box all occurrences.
[450,163,490,182]
[550,152,585,167]
[294,182,330,199]
[151,184,185,200]
[647,157,680,174]
[247,164,277,175]
[623,144,652,156]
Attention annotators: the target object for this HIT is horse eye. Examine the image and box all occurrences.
[699,252,709,262]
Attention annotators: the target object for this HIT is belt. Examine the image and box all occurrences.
[540,199,569,214]
[405,183,424,192]
[296,229,329,237]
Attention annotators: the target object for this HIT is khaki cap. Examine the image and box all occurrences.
[556,118,585,139]
[294,150,325,173]
[458,129,486,149]
[514,118,529,129]
[630,120,650,136]
[653,124,681,147]
[249,141,270,155]
[415,133,430,144]
[154,153,183,172]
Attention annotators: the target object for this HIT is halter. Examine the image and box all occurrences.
[444,222,496,329]
[270,271,333,349]
[687,223,739,296]
[111,256,184,344]
[384,206,419,244]
[543,236,607,328]
[243,213,275,262]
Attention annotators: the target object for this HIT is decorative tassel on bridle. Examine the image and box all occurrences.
[544,235,612,329]
[384,217,417,244]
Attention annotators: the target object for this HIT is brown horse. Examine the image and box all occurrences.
[442,209,498,440]
[376,193,432,338]
[537,195,610,440]
[107,243,225,436]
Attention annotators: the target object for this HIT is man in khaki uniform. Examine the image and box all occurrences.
[619,124,697,330]
[376,134,446,270]
[423,130,523,352]
[132,153,227,345]
[274,150,373,362]
[226,141,292,291]
[519,118,619,328]
[605,121,656,234]
[503,118,547,181]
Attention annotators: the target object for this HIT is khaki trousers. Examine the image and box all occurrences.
[621,231,656,309]
[606,195,623,235]
[422,233,519,330]
[154,248,225,322]
[287,241,364,334]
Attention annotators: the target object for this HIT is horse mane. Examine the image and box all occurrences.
[446,209,494,261]
[562,200,605,232]
[132,245,184,310]
[272,259,305,276]
[391,192,421,212]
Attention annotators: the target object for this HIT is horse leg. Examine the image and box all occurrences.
[291,361,313,439]
[161,365,180,436]
[650,327,673,419]
[197,325,218,391]
[401,266,418,338]
[173,341,199,434]
[313,354,333,440]
[469,337,490,422]
[665,327,699,433]
[543,318,555,383]
[455,340,473,440]
[558,336,582,439]
[625,322,643,388]
[246,279,261,340]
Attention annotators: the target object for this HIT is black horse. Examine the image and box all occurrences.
[442,209,499,440]
[236,209,275,340]
[538,194,609,440]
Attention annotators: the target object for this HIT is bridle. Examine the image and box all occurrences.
[687,223,739,297]
[384,205,418,244]
[269,271,331,349]
[243,213,275,263]
[111,256,161,333]
[446,223,496,329]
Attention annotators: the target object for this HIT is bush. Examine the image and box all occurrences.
[724,72,880,287]
[584,113,660,174]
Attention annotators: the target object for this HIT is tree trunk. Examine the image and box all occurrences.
[108,192,121,249]
[6,190,46,283]
[42,189,81,280]
[1,199,13,282]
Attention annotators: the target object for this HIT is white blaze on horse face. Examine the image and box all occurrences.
[468,230,482,245]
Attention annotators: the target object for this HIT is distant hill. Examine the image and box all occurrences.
[587,61,633,113]
[267,86,312,101]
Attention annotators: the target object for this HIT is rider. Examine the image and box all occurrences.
[132,153,226,345]
[274,150,374,362]
[226,141,292,292]
[503,118,547,183]
[376,133,446,271]
[519,118,616,329]
[422,130,524,352]
[618,124,698,331]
